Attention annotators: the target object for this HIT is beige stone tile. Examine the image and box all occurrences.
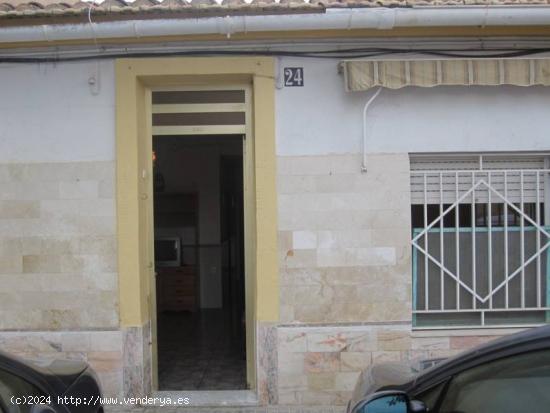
[364,209,411,230]
[0,165,10,182]
[277,373,308,391]
[307,329,375,352]
[280,268,323,286]
[98,179,115,199]
[75,216,116,236]
[304,352,340,373]
[340,352,372,372]
[0,201,40,219]
[292,231,317,250]
[298,390,338,405]
[0,310,42,329]
[96,371,123,398]
[293,285,335,323]
[278,330,307,353]
[372,351,402,364]
[278,352,305,376]
[450,335,494,350]
[0,255,22,274]
[0,274,44,292]
[40,309,81,329]
[411,337,450,351]
[317,247,396,267]
[317,230,372,249]
[277,390,298,404]
[90,331,122,352]
[87,351,122,373]
[377,330,411,351]
[307,372,335,391]
[334,371,361,391]
[0,333,62,354]
[0,182,60,201]
[370,228,411,247]
[61,332,91,352]
[282,249,317,269]
[59,180,99,200]
[277,174,316,194]
[345,332,378,352]
[277,231,293,260]
[79,236,117,255]
[39,274,86,292]
[40,238,80,255]
[82,271,118,291]
[279,304,294,323]
[22,255,61,273]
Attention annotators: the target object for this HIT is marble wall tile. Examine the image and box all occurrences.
[0,330,123,397]
[258,323,279,405]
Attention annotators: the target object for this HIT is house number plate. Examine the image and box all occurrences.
[284,67,304,87]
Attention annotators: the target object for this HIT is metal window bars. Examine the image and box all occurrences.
[410,156,550,328]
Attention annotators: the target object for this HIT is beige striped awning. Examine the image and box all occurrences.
[152,89,246,135]
[342,59,550,92]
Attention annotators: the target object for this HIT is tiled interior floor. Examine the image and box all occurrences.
[157,309,247,390]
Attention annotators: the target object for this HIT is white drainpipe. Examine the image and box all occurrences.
[361,87,382,173]
[2,7,550,43]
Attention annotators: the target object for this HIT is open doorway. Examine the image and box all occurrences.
[152,134,246,391]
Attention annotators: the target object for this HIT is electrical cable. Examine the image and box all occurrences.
[1,46,550,64]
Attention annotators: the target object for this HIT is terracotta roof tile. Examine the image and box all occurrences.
[0,0,549,23]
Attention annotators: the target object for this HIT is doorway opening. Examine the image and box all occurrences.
[153,134,246,391]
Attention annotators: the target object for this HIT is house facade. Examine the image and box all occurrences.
[1,0,550,407]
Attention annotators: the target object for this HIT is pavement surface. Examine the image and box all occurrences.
[106,406,345,413]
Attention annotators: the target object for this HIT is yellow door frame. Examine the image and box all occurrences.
[115,57,279,392]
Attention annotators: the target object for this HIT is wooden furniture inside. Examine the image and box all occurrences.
[156,266,197,312]
[154,192,199,313]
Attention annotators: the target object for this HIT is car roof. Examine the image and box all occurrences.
[410,325,550,393]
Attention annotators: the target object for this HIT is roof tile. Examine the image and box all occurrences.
[0,0,549,24]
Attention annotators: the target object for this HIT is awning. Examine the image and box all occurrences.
[342,58,550,92]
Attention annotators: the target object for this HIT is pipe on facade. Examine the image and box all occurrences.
[2,7,550,44]
[361,86,382,173]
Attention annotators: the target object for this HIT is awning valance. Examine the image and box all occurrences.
[342,58,550,92]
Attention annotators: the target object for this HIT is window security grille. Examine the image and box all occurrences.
[410,154,550,328]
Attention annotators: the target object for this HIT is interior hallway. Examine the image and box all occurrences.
[157,309,246,390]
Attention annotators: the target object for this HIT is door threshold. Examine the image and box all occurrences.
[153,390,258,407]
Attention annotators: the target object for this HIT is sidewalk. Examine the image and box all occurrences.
[106,406,346,413]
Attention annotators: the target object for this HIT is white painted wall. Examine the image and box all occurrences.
[0,61,115,163]
[2,58,548,164]
[276,57,550,156]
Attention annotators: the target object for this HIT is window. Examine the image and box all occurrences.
[0,368,43,413]
[439,350,550,413]
[414,381,447,412]
[410,154,550,327]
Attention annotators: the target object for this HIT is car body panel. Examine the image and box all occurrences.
[0,350,102,413]
[348,325,550,413]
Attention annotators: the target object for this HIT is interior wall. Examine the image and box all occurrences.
[153,136,242,309]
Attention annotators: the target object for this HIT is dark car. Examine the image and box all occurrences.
[0,350,103,413]
[348,325,550,413]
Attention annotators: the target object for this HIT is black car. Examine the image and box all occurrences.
[0,350,103,413]
[348,325,550,413]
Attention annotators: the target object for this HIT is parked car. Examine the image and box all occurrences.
[0,350,103,413]
[347,325,550,413]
